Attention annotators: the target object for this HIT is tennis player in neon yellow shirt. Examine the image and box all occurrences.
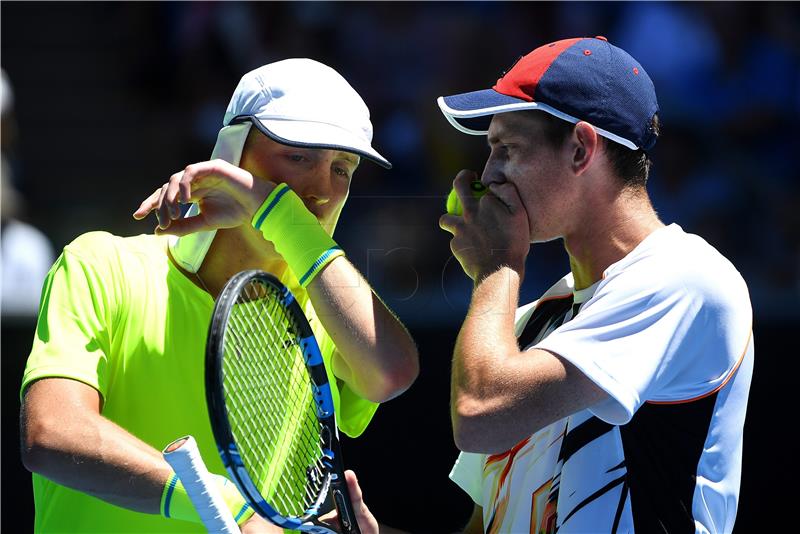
[20,59,418,533]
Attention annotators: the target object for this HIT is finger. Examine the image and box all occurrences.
[133,188,163,220]
[453,168,479,189]
[179,168,194,205]
[343,470,379,534]
[156,184,171,229]
[453,169,481,213]
[439,213,461,235]
[182,160,237,189]
[179,163,210,203]
[318,509,339,529]
[344,470,364,503]
[317,471,365,527]
[164,172,183,220]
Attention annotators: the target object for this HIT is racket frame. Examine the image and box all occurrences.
[205,270,359,534]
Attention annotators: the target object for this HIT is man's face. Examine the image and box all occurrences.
[238,129,360,235]
[483,112,576,243]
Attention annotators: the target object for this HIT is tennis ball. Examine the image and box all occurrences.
[446,181,487,215]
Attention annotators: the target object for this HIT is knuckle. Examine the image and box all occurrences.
[210,159,224,174]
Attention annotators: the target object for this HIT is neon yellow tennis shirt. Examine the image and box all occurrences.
[21,231,378,533]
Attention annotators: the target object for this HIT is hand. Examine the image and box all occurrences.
[238,470,377,534]
[319,470,379,534]
[239,513,284,533]
[132,159,276,236]
[439,169,530,281]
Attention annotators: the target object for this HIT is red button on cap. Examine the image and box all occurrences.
[595,35,608,41]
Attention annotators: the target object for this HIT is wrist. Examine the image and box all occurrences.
[469,266,521,321]
[474,260,524,285]
[161,472,255,525]
[252,183,345,286]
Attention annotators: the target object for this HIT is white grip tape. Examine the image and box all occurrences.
[163,435,239,534]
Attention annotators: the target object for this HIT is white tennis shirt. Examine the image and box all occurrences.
[451,224,753,533]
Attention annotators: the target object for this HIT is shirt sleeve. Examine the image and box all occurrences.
[20,241,115,400]
[449,451,486,505]
[536,261,750,425]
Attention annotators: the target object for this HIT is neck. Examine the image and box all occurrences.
[171,227,288,298]
[565,190,664,290]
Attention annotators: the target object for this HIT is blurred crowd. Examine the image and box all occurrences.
[2,1,799,325]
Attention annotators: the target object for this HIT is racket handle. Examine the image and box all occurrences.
[163,435,239,534]
[332,477,361,534]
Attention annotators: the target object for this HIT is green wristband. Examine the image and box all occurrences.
[161,472,255,525]
[252,183,345,286]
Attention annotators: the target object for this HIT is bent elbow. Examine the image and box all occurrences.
[363,365,418,403]
[366,347,420,403]
[388,348,420,398]
[20,417,58,474]
[452,399,488,453]
[451,398,518,455]
[453,417,512,455]
[21,443,48,474]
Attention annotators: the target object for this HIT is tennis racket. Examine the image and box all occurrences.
[205,269,360,534]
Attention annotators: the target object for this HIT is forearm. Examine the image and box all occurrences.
[451,267,605,452]
[21,398,170,513]
[451,267,522,450]
[307,256,419,402]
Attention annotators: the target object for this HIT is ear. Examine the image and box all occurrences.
[571,121,599,176]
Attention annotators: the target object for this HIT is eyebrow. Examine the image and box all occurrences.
[336,152,361,166]
[487,132,510,147]
[486,122,513,147]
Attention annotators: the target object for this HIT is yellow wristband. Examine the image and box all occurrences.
[161,472,255,525]
[252,183,345,286]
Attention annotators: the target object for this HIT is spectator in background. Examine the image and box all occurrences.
[1,68,55,318]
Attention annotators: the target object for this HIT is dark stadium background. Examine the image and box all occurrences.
[3,2,798,532]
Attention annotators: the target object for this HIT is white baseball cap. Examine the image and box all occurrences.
[224,58,391,169]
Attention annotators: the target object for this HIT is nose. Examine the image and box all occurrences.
[481,153,505,187]
[300,166,333,207]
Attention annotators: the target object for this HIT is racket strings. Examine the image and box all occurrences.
[222,280,328,518]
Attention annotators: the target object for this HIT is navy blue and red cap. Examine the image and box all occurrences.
[437,36,659,151]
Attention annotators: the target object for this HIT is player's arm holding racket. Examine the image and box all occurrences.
[21,378,172,513]
[135,159,419,403]
[20,379,252,529]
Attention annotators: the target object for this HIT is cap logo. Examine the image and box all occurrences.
[633,67,639,75]
[583,49,592,56]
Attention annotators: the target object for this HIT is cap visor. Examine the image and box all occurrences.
[438,89,532,135]
[233,116,392,169]
[438,89,639,149]
[441,89,527,115]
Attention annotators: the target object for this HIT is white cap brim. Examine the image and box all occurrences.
[229,115,392,169]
